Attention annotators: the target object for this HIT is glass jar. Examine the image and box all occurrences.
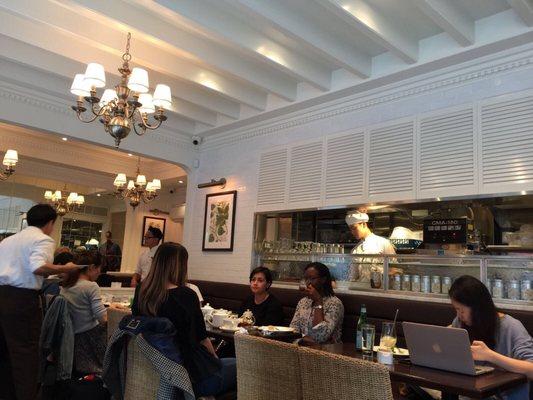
[441,277,452,294]
[421,275,431,293]
[492,279,503,299]
[411,275,421,292]
[521,280,533,301]
[508,280,520,300]
[431,276,441,294]
[402,274,411,291]
[392,274,402,291]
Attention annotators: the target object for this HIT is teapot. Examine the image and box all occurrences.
[201,303,214,318]
[206,309,231,328]
[240,309,256,326]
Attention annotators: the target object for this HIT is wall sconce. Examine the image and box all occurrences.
[1,149,18,181]
[197,178,226,189]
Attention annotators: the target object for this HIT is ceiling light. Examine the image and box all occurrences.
[113,157,161,209]
[62,137,68,141]
[128,153,133,157]
[97,193,101,197]
[178,180,184,184]
[44,185,85,216]
[70,33,171,148]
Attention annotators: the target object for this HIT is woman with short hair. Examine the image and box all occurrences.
[239,266,284,326]
[290,262,344,345]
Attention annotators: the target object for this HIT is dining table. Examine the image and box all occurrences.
[206,325,302,343]
[310,343,528,400]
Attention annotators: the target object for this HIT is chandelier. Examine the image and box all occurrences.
[1,149,18,181]
[44,187,85,217]
[70,33,172,148]
[113,157,161,209]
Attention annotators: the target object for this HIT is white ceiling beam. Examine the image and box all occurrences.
[320,0,418,64]
[0,36,238,122]
[227,0,371,78]
[152,0,332,91]
[59,0,299,102]
[413,0,474,46]
[0,2,267,111]
[507,0,533,26]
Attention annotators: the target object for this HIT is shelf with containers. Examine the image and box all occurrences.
[254,250,533,309]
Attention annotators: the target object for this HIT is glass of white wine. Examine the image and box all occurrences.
[379,321,397,352]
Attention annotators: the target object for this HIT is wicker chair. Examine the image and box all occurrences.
[124,337,160,400]
[106,307,132,340]
[298,346,393,400]
[234,334,302,400]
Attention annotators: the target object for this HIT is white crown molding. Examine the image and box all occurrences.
[202,43,533,151]
[0,80,196,151]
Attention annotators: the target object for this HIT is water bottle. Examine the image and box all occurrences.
[356,304,367,350]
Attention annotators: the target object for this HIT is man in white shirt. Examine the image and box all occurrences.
[0,204,80,400]
[131,226,164,287]
[346,211,396,284]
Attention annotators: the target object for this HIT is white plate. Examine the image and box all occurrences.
[258,326,296,333]
[219,326,240,332]
[373,346,409,356]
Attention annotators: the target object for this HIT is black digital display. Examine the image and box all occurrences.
[423,218,467,244]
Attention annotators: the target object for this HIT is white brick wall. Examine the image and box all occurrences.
[184,64,533,284]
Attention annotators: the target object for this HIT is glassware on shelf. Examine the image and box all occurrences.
[401,275,411,291]
[391,274,401,291]
[441,277,452,294]
[521,280,533,301]
[508,280,520,300]
[431,276,441,294]
[492,279,503,299]
[421,276,431,293]
[411,275,421,292]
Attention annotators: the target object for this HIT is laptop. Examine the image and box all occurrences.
[402,322,494,376]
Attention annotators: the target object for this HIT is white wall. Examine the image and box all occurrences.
[183,47,533,284]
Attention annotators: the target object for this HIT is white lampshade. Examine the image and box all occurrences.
[138,93,155,114]
[44,190,53,200]
[136,174,147,186]
[146,182,154,192]
[99,89,118,108]
[114,173,127,187]
[128,68,149,93]
[75,195,85,205]
[83,63,106,88]
[127,180,135,190]
[67,192,78,204]
[153,84,172,109]
[54,190,62,200]
[2,149,18,167]
[70,74,91,97]
[151,179,161,190]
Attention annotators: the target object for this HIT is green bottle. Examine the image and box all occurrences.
[356,304,367,350]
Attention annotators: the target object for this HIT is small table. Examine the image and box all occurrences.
[310,343,527,399]
[206,326,302,343]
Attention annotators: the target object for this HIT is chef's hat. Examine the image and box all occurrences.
[345,211,369,226]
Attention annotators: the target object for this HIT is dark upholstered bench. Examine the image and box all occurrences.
[191,280,533,345]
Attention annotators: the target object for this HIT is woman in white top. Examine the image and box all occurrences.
[61,251,108,374]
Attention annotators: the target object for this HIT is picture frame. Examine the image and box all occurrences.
[202,190,237,251]
[142,216,166,246]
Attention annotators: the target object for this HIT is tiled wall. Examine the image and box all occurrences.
[184,63,533,284]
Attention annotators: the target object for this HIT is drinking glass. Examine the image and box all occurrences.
[361,324,375,360]
[379,321,397,352]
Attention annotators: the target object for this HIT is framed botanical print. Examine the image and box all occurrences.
[202,190,237,251]
[142,216,166,246]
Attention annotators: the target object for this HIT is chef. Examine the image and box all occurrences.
[346,211,396,283]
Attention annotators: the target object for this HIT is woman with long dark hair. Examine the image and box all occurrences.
[290,262,344,345]
[449,275,533,399]
[132,242,236,397]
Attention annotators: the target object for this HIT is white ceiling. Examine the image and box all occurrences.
[0,0,532,141]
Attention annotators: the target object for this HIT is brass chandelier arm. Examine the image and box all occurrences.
[74,101,108,124]
[132,108,164,136]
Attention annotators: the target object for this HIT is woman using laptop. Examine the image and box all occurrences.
[449,275,533,400]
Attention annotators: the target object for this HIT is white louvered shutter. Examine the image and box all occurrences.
[419,108,475,197]
[368,121,414,200]
[257,149,288,207]
[288,141,323,206]
[481,95,533,192]
[325,131,365,204]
